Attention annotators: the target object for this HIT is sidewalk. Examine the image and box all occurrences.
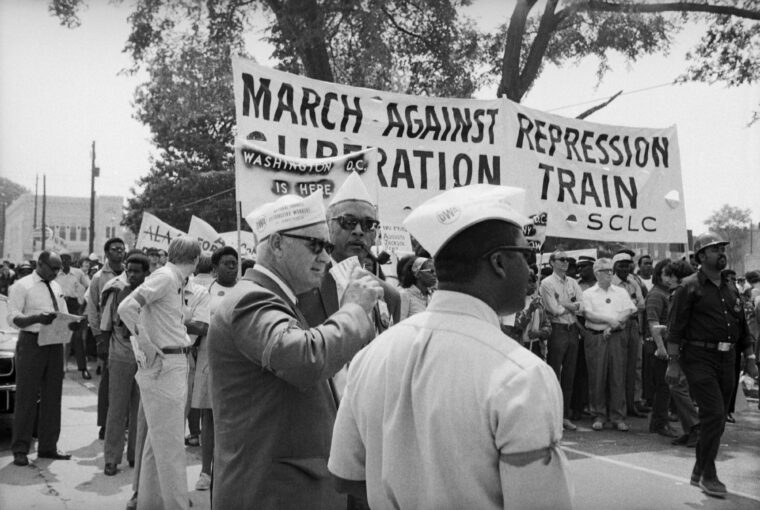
[0,363,209,510]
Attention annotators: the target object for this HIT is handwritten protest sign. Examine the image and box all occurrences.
[135,212,185,250]
[188,216,257,259]
[232,57,687,245]
[219,231,256,260]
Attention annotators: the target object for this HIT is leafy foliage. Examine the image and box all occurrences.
[0,177,30,207]
[704,204,754,270]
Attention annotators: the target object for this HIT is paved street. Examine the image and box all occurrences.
[0,361,759,510]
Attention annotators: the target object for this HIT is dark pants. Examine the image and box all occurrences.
[681,345,735,481]
[547,322,579,416]
[727,348,742,414]
[104,358,139,465]
[625,321,642,412]
[642,339,656,403]
[12,332,64,454]
[97,359,109,428]
[64,297,87,371]
[570,330,589,415]
[648,351,671,431]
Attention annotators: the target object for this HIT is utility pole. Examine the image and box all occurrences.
[89,141,99,255]
[33,174,38,252]
[41,175,47,251]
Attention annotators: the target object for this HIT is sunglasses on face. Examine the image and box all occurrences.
[331,216,380,232]
[552,257,568,263]
[596,269,613,274]
[279,233,334,255]
[481,245,535,263]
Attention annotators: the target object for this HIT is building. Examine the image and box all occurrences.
[3,194,128,263]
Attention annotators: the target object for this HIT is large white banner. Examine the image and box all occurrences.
[231,56,687,245]
[188,215,257,259]
[135,212,185,250]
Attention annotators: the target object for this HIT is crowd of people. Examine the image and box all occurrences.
[2,177,759,509]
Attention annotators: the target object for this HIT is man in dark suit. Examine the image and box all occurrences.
[299,173,401,399]
[209,192,383,509]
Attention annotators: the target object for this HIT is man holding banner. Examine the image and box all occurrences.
[208,192,383,509]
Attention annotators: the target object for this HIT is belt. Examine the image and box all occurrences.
[686,341,733,352]
[550,322,577,331]
[161,346,192,355]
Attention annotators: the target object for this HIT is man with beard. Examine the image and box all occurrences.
[667,232,758,498]
[298,172,400,399]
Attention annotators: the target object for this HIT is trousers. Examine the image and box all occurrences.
[585,329,627,422]
[547,323,579,416]
[104,357,139,465]
[12,332,64,454]
[135,354,189,510]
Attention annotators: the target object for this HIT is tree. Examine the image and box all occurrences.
[0,177,30,208]
[704,204,753,270]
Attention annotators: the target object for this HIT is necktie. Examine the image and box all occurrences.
[44,281,60,312]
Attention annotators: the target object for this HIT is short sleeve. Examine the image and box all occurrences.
[136,270,172,306]
[328,379,366,481]
[189,288,211,324]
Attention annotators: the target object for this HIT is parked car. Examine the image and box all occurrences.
[0,295,18,414]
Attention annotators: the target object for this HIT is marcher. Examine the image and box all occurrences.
[540,250,584,431]
[87,237,126,440]
[101,253,148,475]
[328,184,572,509]
[571,255,596,420]
[7,251,86,466]
[582,258,637,432]
[501,265,551,359]
[55,251,91,379]
[611,252,648,417]
[667,232,758,498]
[209,193,383,509]
[298,172,400,400]
[118,236,201,510]
[398,256,437,320]
[637,254,654,292]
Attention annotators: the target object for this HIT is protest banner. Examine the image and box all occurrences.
[188,216,258,259]
[503,101,687,244]
[235,142,378,218]
[135,212,185,250]
[231,57,687,246]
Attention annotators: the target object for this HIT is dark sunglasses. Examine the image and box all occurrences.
[279,233,334,255]
[331,216,380,232]
[552,257,568,263]
[481,245,535,264]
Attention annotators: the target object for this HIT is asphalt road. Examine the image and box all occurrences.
[0,362,758,510]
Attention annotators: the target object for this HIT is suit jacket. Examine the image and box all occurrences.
[298,270,401,333]
[208,269,374,510]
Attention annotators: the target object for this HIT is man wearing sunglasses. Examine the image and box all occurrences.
[539,250,585,431]
[209,192,383,510]
[329,184,571,510]
[8,251,86,466]
[299,173,400,398]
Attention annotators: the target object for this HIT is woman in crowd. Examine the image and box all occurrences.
[501,265,551,359]
[398,256,437,320]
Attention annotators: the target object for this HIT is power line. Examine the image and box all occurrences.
[546,81,676,112]
[145,187,236,213]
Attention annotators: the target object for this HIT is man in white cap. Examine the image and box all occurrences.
[208,192,384,509]
[328,184,572,510]
[611,251,648,418]
[582,258,637,432]
[298,172,400,396]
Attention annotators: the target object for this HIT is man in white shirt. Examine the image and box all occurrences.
[582,258,637,432]
[329,185,572,510]
[540,250,585,431]
[55,251,90,379]
[7,252,85,466]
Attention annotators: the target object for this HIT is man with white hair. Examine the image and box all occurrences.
[209,192,383,509]
[328,185,572,509]
[118,236,201,510]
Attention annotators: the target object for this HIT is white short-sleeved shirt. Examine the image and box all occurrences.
[130,262,190,348]
[184,279,211,343]
[328,290,572,510]
[7,272,68,333]
[582,283,636,331]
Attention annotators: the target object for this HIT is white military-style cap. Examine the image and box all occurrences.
[329,171,376,207]
[611,252,633,265]
[403,184,529,257]
[246,192,326,244]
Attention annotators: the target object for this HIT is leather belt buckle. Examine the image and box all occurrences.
[718,342,731,352]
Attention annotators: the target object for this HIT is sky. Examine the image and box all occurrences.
[1,0,758,235]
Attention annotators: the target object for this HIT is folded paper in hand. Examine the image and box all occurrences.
[38,313,85,346]
[330,256,360,304]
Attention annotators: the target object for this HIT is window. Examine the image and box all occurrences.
[59,226,66,239]
[80,226,88,242]
[70,225,77,241]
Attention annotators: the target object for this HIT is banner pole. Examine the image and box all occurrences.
[236,200,243,279]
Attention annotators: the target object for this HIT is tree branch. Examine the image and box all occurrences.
[498,0,539,98]
[575,90,623,119]
[517,0,562,101]
[583,1,760,21]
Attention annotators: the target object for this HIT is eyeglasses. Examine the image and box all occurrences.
[109,246,125,253]
[279,233,334,255]
[331,216,380,232]
[481,245,535,263]
[552,257,568,263]
[596,269,613,274]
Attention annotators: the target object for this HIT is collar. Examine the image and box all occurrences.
[589,283,613,293]
[426,290,500,329]
[32,271,48,285]
[697,268,725,288]
[253,265,297,304]
[612,274,629,285]
[164,262,185,283]
[551,272,567,282]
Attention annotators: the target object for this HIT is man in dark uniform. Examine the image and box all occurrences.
[667,232,758,498]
